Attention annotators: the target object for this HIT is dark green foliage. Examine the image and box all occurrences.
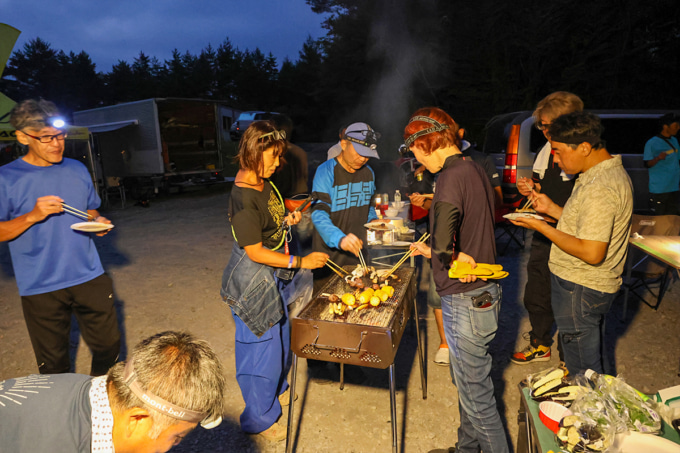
[1,0,678,146]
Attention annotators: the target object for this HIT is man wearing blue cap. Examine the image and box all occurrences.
[311,121,381,294]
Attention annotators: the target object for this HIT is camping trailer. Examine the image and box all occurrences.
[74,98,240,192]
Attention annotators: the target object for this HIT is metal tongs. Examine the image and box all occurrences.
[279,195,315,233]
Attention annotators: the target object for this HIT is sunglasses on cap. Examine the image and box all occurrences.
[123,360,222,429]
[344,129,380,150]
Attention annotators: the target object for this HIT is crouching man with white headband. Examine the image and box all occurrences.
[0,331,226,453]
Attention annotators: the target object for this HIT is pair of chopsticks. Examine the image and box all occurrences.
[384,233,431,276]
[358,249,369,274]
[519,187,540,212]
[61,203,94,221]
[325,259,349,278]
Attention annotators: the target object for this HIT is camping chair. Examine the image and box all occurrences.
[101,176,126,209]
[622,214,680,318]
[494,204,525,255]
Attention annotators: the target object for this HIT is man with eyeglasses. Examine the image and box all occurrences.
[511,92,583,366]
[0,99,121,377]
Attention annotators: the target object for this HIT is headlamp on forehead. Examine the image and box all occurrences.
[404,116,450,148]
[49,117,66,129]
[344,129,380,150]
[123,360,222,429]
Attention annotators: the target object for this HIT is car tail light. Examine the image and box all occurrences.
[503,124,520,184]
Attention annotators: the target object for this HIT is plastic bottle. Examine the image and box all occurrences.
[394,190,401,204]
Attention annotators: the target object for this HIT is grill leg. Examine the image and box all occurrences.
[339,362,345,390]
[412,294,427,399]
[285,353,298,453]
[389,364,398,453]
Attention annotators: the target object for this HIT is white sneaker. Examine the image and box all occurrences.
[434,347,450,366]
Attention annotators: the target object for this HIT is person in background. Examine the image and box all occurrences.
[644,113,680,215]
[409,128,502,367]
[269,113,308,200]
[269,114,313,254]
[220,120,328,442]
[326,125,347,161]
[406,107,509,453]
[511,111,633,375]
[0,99,120,376]
[0,331,227,453]
[511,91,583,365]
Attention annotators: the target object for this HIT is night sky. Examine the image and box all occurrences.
[2,0,329,71]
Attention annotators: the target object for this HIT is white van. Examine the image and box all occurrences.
[483,110,676,212]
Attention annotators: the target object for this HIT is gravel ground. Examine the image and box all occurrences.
[1,184,678,452]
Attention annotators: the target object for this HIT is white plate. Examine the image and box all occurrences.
[615,431,680,452]
[71,222,115,233]
[364,222,394,230]
[503,213,544,221]
[391,241,412,246]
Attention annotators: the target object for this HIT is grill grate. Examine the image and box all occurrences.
[299,266,412,328]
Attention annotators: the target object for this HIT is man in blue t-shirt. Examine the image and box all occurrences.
[644,113,680,215]
[0,99,120,375]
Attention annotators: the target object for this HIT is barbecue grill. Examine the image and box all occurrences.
[285,266,426,453]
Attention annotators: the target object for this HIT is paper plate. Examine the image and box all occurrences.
[70,222,115,233]
[503,212,544,221]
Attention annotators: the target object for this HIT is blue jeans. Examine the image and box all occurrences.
[551,274,616,375]
[441,282,509,453]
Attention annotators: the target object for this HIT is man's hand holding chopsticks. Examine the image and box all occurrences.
[340,233,363,257]
[27,195,64,223]
[409,241,431,259]
[511,189,562,232]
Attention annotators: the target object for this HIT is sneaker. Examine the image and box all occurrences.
[511,344,551,365]
[434,347,450,366]
[257,422,287,442]
[278,388,298,407]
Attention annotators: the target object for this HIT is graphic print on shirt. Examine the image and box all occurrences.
[268,186,285,243]
[0,375,52,407]
[332,181,373,212]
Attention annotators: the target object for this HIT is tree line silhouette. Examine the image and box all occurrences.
[1,0,678,147]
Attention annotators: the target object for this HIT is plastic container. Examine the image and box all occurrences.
[539,401,572,434]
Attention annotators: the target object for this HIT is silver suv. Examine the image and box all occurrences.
[229,111,279,140]
[483,110,674,212]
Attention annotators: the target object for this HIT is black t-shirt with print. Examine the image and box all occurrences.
[229,181,285,250]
